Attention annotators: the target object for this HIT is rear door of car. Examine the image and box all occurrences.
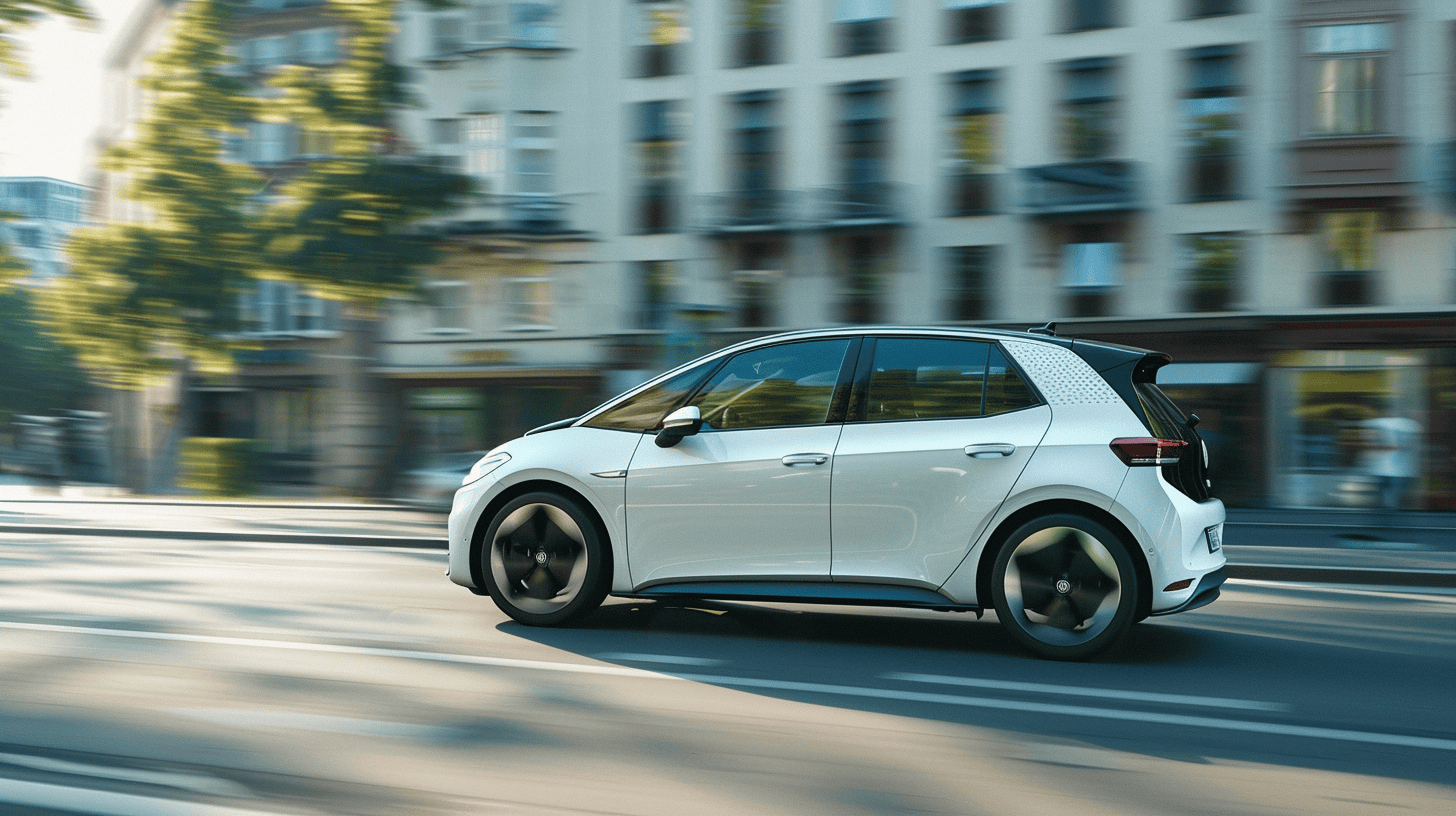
[830,336,1052,587]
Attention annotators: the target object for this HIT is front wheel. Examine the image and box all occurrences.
[991,514,1139,661]
[479,492,610,627]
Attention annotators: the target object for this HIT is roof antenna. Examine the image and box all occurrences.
[1027,321,1057,337]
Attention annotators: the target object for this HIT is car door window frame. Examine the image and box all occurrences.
[680,337,862,433]
[847,335,1045,424]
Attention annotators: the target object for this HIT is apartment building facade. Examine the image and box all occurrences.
[387,0,1456,509]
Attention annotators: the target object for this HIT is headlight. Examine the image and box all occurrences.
[462,452,511,486]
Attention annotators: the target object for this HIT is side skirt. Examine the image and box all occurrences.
[619,581,983,615]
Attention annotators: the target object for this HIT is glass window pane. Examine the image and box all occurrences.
[866,339,988,421]
[586,364,714,432]
[985,346,1037,414]
[692,340,852,430]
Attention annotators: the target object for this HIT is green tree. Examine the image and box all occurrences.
[0,288,93,423]
[0,0,91,80]
[261,0,470,302]
[38,0,260,388]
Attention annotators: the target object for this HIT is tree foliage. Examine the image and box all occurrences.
[0,0,91,80]
[262,0,469,301]
[0,288,93,422]
[40,0,258,388]
[41,0,469,388]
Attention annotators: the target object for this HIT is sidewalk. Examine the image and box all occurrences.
[2,485,1454,587]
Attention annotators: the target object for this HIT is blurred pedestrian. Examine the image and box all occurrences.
[1360,411,1421,513]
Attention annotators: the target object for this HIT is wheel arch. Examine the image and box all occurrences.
[469,479,615,592]
[974,498,1153,622]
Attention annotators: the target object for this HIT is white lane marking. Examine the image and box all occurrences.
[164,709,458,742]
[0,777,290,816]
[6,620,1455,753]
[0,621,672,679]
[0,753,251,798]
[594,652,724,667]
[884,672,1287,712]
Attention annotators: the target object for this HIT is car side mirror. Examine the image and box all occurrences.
[655,405,703,448]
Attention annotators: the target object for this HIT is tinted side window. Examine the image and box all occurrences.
[866,339,989,421]
[985,345,1038,414]
[692,339,852,430]
[584,364,713,432]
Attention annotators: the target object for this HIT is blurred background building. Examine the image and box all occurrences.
[0,177,87,281]
[85,0,1456,509]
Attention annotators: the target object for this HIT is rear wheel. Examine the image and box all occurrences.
[991,514,1138,661]
[480,492,610,627]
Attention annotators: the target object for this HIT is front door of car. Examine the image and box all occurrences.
[625,338,857,588]
[831,337,1052,587]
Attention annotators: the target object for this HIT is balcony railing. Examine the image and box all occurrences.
[814,182,904,227]
[428,194,577,238]
[1021,161,1139,217]
[697,189,803,233]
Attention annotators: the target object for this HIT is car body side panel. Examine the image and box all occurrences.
[624,424,844,587]
[447,427,644,592]
[1110,468,1227,612]
[937,402,1147,605]
[830,405,1052,588]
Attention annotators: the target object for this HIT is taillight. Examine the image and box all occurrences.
[1109,437,1188,466]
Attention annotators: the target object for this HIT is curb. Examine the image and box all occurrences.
[0,524,446,550]
[5,524,1455,588]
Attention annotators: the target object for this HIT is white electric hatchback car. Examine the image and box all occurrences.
[448,327,1226,660]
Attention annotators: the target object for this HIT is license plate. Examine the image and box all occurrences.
[1206,525,1222,554]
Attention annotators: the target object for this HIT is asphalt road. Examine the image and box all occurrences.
[0,529,1452,816]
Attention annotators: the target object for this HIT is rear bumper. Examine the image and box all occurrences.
[1148,567,1226,617]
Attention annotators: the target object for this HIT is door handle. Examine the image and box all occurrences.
[781,453,830,466]
[965,443,1016,459]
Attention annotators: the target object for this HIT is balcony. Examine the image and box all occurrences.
[1319,269,1377,308]
[813,182,904,228]
[947,173,998,216]
[1020,161,1139,218]
[697,189,803,234]
[430,195,579,239]
[1285,137,1411,212]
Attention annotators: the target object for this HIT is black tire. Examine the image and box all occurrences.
[479,491,611,627]
[990,513,1139,661]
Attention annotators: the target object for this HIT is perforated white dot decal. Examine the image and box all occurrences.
[1001,340,1123,406]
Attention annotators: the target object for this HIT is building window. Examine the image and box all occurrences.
[467,1,503,45]
[1307,23,1390,136]
[1062,236,1119,317]
[432,15,465,55]
[841,233,891,324]
[246,35,287,71]
[638,261,677,329]
[732,91,779,220]
[839,82,890,213]
[513,111,555,195]
[466,113,504,195]
[947,70,999,215]
[1187,0,1238,18]
[294,28,339,64]
[424,281,468,332]
[1182,233,1241,312]
[431,118,463,145]
[1061,58,1117,160]
[946,246,994,321]
[946,0,1004,44]
[505,276,552,329]
[636,101,682,233]
[1318,211,1379,306]
[510,1,558,47]
[1066,0,1117,32]
[734,239,781,328]
[732,0,782,67]
[243,280,339,336]
[635,1,688,77]
[1184,45,1242,201]
[835,0,893,57]
[248,121,293,164]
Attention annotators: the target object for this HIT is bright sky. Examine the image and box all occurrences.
[0,0,146,184]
